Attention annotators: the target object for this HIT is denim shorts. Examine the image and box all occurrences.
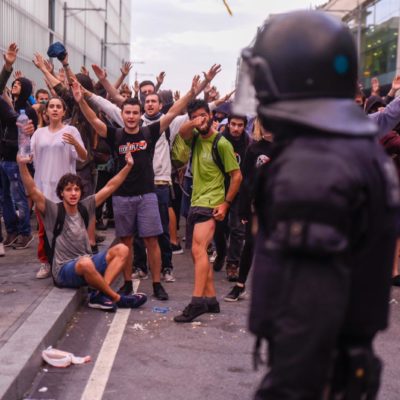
[56,251,108,288]
[113,193,163,238]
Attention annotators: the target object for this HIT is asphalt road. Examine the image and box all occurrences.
[22,232,400,400]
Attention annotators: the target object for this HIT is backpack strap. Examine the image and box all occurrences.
[188,134,198,176]
[77,202,90,229]
[49,203,66,287]
[211,133,227,177]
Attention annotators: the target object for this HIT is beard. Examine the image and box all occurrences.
[198,118,213,136]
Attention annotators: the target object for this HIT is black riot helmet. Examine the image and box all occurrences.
[233,11,376,135]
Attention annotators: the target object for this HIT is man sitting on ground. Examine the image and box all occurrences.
[17,150,146,312]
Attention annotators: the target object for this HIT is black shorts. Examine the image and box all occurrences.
[188,206,214,226]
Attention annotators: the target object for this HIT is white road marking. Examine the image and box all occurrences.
[80,309,130,400]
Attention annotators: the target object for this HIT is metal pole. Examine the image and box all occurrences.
[100,39,104,68]
[63,1,67,44]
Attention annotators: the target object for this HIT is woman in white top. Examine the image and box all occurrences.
[31,96,87,279]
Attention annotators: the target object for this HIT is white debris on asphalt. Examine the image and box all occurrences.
[132,323,145,331]
[38,387,48,393]
[389,298,398,304]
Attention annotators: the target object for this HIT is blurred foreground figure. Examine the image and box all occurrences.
[234,11,399,399]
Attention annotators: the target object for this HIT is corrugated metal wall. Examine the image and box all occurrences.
[0,0,130,92]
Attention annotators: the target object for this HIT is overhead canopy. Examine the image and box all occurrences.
[318,0,370,20]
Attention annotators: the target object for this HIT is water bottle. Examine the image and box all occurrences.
[17,110,31,159]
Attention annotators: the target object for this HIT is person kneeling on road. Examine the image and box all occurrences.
[17,150,146,312]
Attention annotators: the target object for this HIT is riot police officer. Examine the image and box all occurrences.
[233,11,399,399]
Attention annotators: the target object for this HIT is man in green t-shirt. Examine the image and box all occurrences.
[174,100,242,322]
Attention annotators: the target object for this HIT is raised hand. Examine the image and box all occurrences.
[32,53,46,71]
[222,89,235,102]
[13,70,23,79]
[92,64,107,81]
[120,61,132,77]
[156,71,166,85]
[203,64,222,83]
[57,68,66,84]
[3,43,19,69]
[71,80,83,103]
[392,75,400,92]
[80,66,90,76]
[190,75,201,95]
[173,90,180,101]
[371,77,380,96]
[133,80,139,94]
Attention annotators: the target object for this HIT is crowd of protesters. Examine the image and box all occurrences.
[2,40,400,320]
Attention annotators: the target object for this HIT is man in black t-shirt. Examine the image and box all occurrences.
[72,78,199,300]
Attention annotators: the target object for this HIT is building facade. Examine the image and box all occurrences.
[0,0,131,87]
[320,0,400,91]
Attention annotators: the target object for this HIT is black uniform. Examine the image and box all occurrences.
[234,10,400,399]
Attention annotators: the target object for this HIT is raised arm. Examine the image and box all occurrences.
[114,61,132,89]
[0,42,18,95]
[92,64,126,107]
[154,71,166,93]
[33,53,62,89]
[159,75,200,133]
[17,155,46,214]
[71,81,108,137]
[95,151,134,206]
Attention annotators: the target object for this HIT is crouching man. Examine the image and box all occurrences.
[17,151,146,312]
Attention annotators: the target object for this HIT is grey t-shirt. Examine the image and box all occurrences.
[41,196,95,282]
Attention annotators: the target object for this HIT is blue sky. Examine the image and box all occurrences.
[130,0,326,95]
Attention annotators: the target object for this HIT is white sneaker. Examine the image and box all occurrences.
[162,268,176,282]
[36,263,51,279]
[131,269,149,280]
[0,243,5,257]
[209,250,217,263]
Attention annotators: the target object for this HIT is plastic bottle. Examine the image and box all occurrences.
[17,110,31,159]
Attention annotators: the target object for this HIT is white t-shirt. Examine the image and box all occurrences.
[31,125,85,202]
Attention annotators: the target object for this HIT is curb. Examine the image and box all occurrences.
[0,287,86,400]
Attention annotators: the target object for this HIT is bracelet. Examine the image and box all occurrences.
[225,199,232,206]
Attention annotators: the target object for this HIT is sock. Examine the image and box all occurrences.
[205,296,218,305]
[121,280,132,291]
[191,296,205,305]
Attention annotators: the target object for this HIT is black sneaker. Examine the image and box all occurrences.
[224,285,246,302]
[118,281,133,295]
[153,283,169,301]
[174,302,208,323]
[171,243,184,255]
[207,301,220,313]
[213,255,225,272]
[117,293,147,308]
[392,275,400,286]
[88,291,116,312]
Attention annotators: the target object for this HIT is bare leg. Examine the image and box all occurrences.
[75,256,120,302]
[143,236,162,283]
[119,235,134,281]
[169,207,179,245]
[104,244,129,284]
[191,219,216,297]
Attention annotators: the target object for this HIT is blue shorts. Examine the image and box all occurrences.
[112,193,163,238]
[56,251,108,288]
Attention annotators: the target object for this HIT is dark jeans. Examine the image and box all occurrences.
[95,169,113,220]
[133,185,173,271]
[0,161,31,236]
[238,220,254,285]
[214,198,245,265]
